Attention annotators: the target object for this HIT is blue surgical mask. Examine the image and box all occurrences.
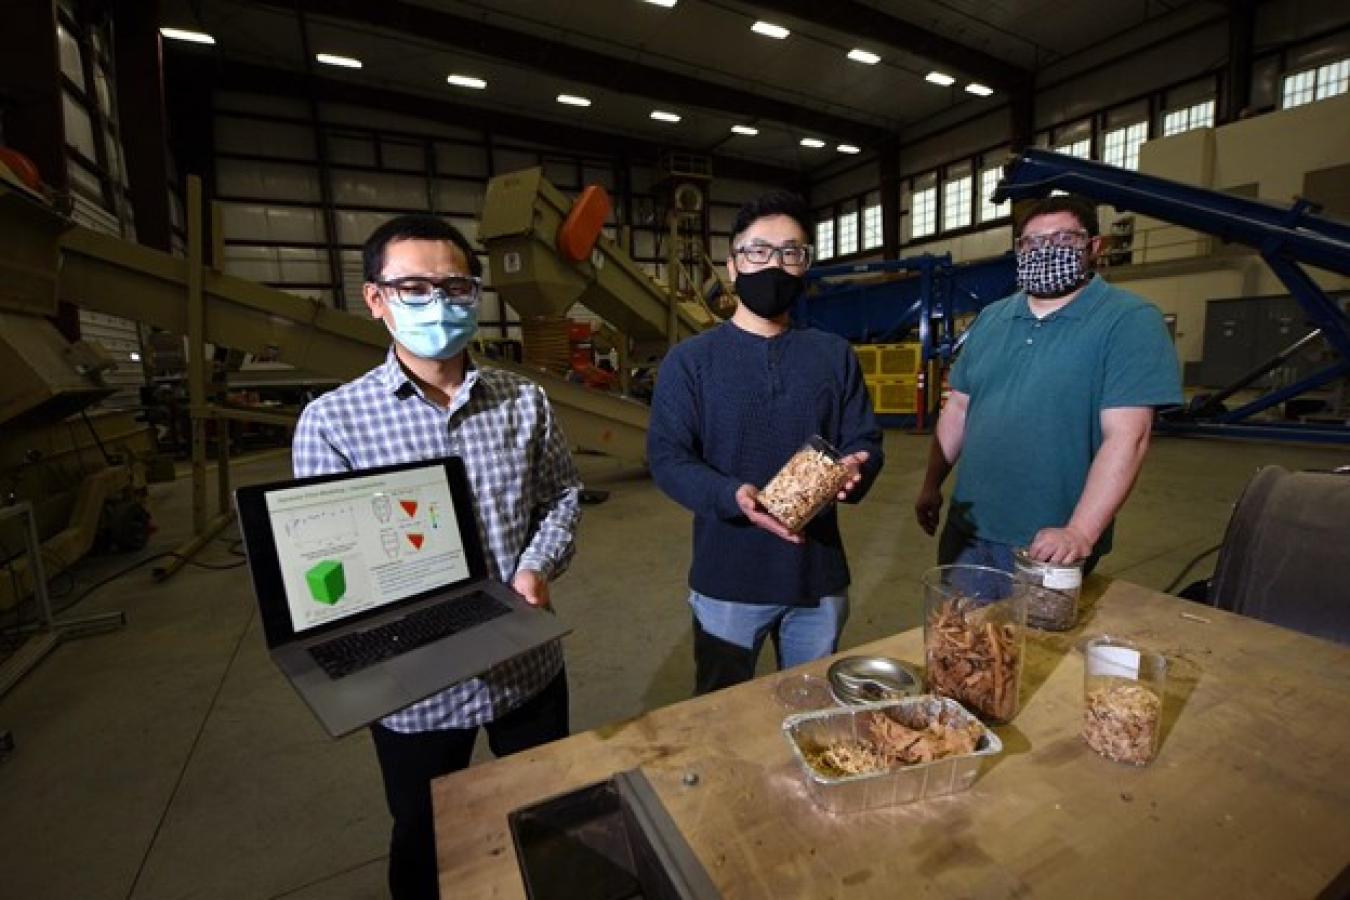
[385,298,478,360]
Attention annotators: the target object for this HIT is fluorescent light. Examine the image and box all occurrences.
[731,125,759,136]
[650,110,681,123]
[847,49,880,65]
[800,137,825,148]
[965,82,994,97]
[557,94,592,107]
[925,71,955,87]
[159,27,215,45]
[751,21,790,39]
[643,0,677,6]
[447,74,487,89]
[837,144,861,154]
[316,53,361,69]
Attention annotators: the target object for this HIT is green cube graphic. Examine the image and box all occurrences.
[306,560,347,604]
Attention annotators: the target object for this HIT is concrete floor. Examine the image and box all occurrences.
[0,428,1345,899]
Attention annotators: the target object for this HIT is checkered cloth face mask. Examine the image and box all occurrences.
[1016,245,1087,298]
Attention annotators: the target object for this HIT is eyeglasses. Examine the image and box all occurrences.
[375,275,481,307]
[733,243,813,268]
[1015,229,1091,252]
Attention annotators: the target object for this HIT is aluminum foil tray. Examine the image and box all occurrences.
[781,695,1002,814]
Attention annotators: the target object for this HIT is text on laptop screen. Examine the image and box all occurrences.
[263,465,471,634]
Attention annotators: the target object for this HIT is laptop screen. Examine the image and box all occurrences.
[237,457,490,647]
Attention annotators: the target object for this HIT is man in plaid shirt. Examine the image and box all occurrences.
[293,214,582,900]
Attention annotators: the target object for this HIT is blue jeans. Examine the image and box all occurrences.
[690,590,848,694]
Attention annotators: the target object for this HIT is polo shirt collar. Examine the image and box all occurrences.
[1012,273,1108,320]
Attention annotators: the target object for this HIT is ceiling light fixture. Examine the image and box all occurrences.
[731,125,759,136]
[159,27,215,45]
[751,21,790,39]
[316,53,362,69]
[447,74,487,89]
[557,94,592,107]
[965,83,994,97]
[837,144,861,154]
[800,137,825,148]
[847,49,880,65]
[925,71,955,87]
[642,0,678,7]
[650,110,681,123]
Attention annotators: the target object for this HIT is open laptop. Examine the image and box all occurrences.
[235,455,571,737]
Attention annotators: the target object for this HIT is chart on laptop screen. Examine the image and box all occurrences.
[263,465,471,634]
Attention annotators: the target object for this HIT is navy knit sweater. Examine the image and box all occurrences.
[647,321,884,606]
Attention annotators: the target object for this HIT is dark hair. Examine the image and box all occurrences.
[731,190,812,242]
[362,214,483,282]
[1014,195,1100,238]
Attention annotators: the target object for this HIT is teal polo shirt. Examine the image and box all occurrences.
[947,275,1182,554]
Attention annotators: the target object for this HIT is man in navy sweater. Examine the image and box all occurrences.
[647,190,885,695]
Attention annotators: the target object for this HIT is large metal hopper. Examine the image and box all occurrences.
[479,167,707,345]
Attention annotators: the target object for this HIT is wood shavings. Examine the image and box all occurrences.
[925,598,1022,722]
[804,710,984,777]
[759,446,851,532]
[1083,679,1162,765]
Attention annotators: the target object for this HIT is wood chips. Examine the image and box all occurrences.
[925,598,1022,722]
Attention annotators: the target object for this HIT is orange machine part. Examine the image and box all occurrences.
[0,147,42,191]
[557,184,612,263]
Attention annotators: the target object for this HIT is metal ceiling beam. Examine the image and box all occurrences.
[165,50,802,185]
[742,0,1033,93]
[246,0,893,148]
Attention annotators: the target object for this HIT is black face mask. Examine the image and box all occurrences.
[735,267,804,319]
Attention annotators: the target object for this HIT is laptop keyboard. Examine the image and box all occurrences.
[309,591,513,680]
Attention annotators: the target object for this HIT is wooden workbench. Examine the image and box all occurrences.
[433,580,1350,898]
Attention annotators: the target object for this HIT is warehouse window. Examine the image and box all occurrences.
[1282,58,1350,108]
[942,174,972,231]
[910,181,937,239]
[978,167,1009,222]
[1054,138,1091,159]
[1161,100,1214,136]
[816,218,836,261]
[861,192,882,250]
[837,199,859,256]
[1102,121,1147,170]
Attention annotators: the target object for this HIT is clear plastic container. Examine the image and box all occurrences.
[758,435,852,532]
[1014,548,1083,632]
[1083,636,1167,766]
[922,564,1028,724]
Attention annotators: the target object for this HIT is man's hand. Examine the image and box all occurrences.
[914,485,943,535]
[735,484,805,544]
[511,569,552,608]
[834,450,870,500]
[1028,526,1094,565]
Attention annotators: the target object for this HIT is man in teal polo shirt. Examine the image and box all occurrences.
[914,195,1181,574]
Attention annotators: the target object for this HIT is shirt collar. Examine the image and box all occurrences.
[1012,273,1107,320]
[376,346,480,401]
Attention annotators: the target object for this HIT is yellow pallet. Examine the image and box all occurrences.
[866,376,918,414]
[854,343,920,378]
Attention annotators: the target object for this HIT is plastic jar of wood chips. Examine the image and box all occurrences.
[922,564,1028,724]
[758,435,853,533]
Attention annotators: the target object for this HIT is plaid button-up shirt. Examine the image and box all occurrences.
[292,348,581,731]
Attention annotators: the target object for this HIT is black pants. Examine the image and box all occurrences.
[692,617,760,696]
[369,669,569,900]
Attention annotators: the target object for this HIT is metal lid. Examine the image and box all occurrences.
[827,656,921,705]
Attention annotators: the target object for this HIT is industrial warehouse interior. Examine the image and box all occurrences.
[0,2,1348,899]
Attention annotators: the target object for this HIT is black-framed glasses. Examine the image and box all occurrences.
[733,243,813,268]
[1015,229,1091,252]
[375,275,482,307]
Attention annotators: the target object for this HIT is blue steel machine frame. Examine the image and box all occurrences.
[797,253,1017,426]
[992,148,1350,444]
